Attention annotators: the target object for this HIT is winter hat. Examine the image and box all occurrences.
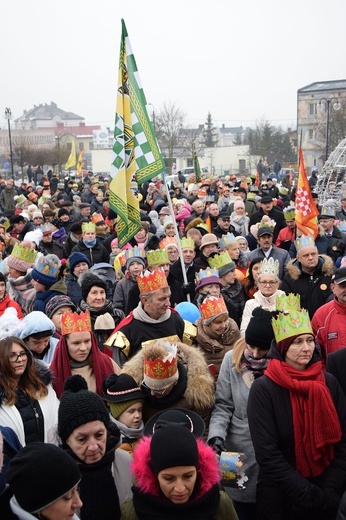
[218,260,236,278]
[70,222,83,234]
[144,408,205,437]
[150,423,199,475]
[32,210,43,219]
[245,307,275,350]
[6,442,81,514]
[58,375,110,444]
[7,242,37,273]
[24,229,43,246]
[234,199,245,210]
[58,208,69,218]
[45,295,76,319]
[19,311,56,340]
[51,217,64,229]
[69,251,91,274]
[31,254,61,288]
[200,233,218,251]
[103,373,145,419]
[78,270,107,301]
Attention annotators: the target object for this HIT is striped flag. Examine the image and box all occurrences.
[295,148,319,239]
[110,19,166,247]
[65,140,76,170]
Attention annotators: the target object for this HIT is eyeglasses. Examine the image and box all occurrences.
[142,382,168,396]
[9,351,28,363]
[258,280,278,286]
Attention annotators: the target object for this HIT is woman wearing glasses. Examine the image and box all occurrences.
[240,258,284,336]
[0,336,59,446]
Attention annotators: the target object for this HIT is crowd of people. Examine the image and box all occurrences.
[0,168,346,520]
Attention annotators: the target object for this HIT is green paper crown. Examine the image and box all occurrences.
[180,237,195,249]
[271,309,313,344]
[279,186,289,195]
[283,206,295,221]
[276,293,301,313]
[208,251,232,270]
[259,257,279,278]
[10,243,37,265]
[82,222,96,233]
[146,249,169,266]
[259,219,275,231]
[15,194,27,205]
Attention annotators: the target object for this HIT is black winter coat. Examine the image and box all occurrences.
[71,239,109,266]
[248,207,286,242]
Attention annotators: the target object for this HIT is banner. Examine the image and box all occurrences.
[77,150,83,176]
[110,19,166,247]
[193,147,202,182]
[65,140,76,170]
[295,148,319,239]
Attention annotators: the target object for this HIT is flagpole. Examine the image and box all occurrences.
[164,180,191,302]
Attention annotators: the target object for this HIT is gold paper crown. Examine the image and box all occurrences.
[200,296,228,321]
[82,222,96,233]
[208,251,232,270]
[271,309,313,344]
[159,237,178,250]
[10,243,37,265]
[294,235,315,251]
[219,233,236,249]
[137,269,168,294]
[125,247,145,260]
[91,212,105,224]
[283,206,295,221]
[259,258,279,278]
[61,310,92,336]
[195,267,219,283]
[180,237,195,249]
[146,249,169,266]
[143,341,178,390]
[276,293,301,313]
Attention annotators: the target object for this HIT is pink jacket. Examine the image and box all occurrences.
[175,204,192,233]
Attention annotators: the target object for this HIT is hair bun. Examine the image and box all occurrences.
[63,374,88,393]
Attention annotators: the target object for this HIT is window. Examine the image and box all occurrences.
[308,129,314,140]
[309,103,317,115]
[79,142,84,151]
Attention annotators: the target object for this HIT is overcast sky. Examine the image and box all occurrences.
[2,0,345,133]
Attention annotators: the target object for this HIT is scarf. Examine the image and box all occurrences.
[133,302,171,323]
[196,319,239,353]
[265,358,342,477]
[82,238,97,248]
[241,348,269,379]
[110,414,144,440]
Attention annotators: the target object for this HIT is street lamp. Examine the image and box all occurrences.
[4,107,14,179]
[317,97,341,160]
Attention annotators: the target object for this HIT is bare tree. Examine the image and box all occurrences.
[155,102,185,171]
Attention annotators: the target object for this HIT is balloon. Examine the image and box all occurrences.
[175,302,201,324]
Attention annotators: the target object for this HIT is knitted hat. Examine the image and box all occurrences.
[69,251,91,273]
[245,307,275,350]
[51,217,64,229]
[150,423,199,475]
[234,199,245,210]
[6,442,81,514]
[32,210,43,219]
[103,373,145,419]
[58,208,69,218]
[78,270,107,301]
[45,295,76,319]
[31,254,61,287]
[58,375,110,444]
[7,242,37,273]
[70,222,83,234]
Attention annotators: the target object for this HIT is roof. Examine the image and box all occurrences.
[298,80,346,94]
[16,102,83,122]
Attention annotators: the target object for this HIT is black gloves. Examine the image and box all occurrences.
[208,436,226,455]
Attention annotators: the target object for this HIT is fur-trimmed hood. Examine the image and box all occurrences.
[285,254,334,281]
[121,341,215,410]
[132,435,220,498]
[0,360,53,405]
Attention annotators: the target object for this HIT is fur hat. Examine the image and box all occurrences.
[31,254,61,287]
[69,252,91,274]
[78,270,107,301]
[103,373,145,419]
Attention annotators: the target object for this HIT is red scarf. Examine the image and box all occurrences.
[50,332,114,398]
[265,358,342,477]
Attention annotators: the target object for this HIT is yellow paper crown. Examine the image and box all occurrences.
[276,293,301,313]
[180,237,195,249]
[61,310,92,336]
[195,267,219,283]
[137,269,168,294]
[219,233,236,249]
[271,309,313,344]
[294,235,315,251]
[82,222,96,233]
[146,249,169,266]
[10,243,37,265]
[200,296,228,321]
[283,206,295,221]
[208,251,233,270]
[259,258,279,278]
[159,237,178,250]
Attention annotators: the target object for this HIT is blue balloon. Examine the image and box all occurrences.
[175,302,201,324]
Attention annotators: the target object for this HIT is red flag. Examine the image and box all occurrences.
[295,148,319,239]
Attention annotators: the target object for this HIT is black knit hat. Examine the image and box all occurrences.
[150,423,199,475]
[78,271,107,301]
[51,217,64,229]
[6,442,81,514]
[58,375,110,443]
[58,208,69,218]
[245,307,275,349]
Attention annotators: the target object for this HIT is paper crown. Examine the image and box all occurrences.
[137,269,168,294]
[259,258,279,278]
[271,309,313,344]
[320,206,336,218]
[337,221,346,232]
[82,222,96,233]
[35,254,60,278]
[198,189,207,198]
[259,218,276,231]
[10,243,37,265]
[125,247,145,261]
[276,293,301,313]
[195,267,219,283]
[40,223,53,235]
[200,296,228,321]
[61,310,92,336]
[279,186,289,195]
[91,212,105,224]
[14,194,27,205]
[208,251,233,270]
[294,235,315,251]
[146,249,169,266]
[162,216,173,225]
[159,237,178,250]
[219,233,236,249]
[180,237,195,249]
[143,340,178,390]
[283,206,295,221]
